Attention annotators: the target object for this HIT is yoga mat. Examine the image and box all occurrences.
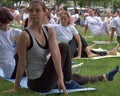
[92,41,117,44]
[41,87,96,95]
[72,62,84,70]
[80,48,120,60]
[92,48,120,59]
[85,36,94,38]
[0,68,96,95]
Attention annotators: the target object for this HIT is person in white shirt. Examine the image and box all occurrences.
[114,9,120,17]
[84,8,110,36]
[104,10,113,22]
[22,7,29,28]
[110,9,120,49]
[0,7,22,79]
[54,9,61,24]
[104,10,113,31]
[8,6,21,25]
[71,8,80,26]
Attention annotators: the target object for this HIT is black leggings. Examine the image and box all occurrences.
[68,34,107,58]
[28,43,104,92]
[28,43,72,92]
[10,53,26,79]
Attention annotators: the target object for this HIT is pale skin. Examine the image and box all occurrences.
[105,11,112,23]
[73,34,82,58]
[84,8,94,36]
[3,2,66,94]
[110,16,120,52]
[110,27,117,44]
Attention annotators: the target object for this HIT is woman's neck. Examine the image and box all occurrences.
[107,15,111,18]
[0,24,10,31]
[30,22,41,28]
[29,23,42,32]
[61,23,68,27]
[42,16,50,24]
[62,25,67,27]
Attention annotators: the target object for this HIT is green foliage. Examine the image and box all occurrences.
[77,0,119,10]
[114,0,120,11]
[55,0,68,7]
[2,0,31,7]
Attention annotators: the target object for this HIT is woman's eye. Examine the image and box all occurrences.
[29,9,41,13]
[36,9,40,13]
[29,9,33,13]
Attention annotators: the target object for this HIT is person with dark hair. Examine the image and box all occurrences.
[54,9,61,24]
[8,6,21,25]
[71,8,81,26]
[62,6,68,12]
[0,7,22,79]
[22,7,29,28]
[94,9,100,17]
[6,0,82,93]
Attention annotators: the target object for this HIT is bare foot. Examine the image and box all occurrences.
[118,70,120,73]
[87,53,100,58]
[107,50,117,55]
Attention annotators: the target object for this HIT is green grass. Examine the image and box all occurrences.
[0,26,120,96]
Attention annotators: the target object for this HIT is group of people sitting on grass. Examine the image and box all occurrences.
[0,0,120,94]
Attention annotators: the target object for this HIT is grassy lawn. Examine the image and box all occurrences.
[0,26,120,96]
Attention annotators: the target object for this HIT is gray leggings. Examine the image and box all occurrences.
[28,43,104,92]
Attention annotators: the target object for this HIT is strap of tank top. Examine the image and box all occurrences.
[42,26,49,39]
[23,28,33,50]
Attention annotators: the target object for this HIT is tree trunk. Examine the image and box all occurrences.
[74,0,77,7]
[0,0,2,7]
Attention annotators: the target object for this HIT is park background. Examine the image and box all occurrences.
[0,0,120,96]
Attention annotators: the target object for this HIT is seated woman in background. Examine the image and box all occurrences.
[0,7,23,79]
[71,8,81,26]
[21,7,29,28]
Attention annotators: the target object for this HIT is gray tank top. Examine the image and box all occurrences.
[25,27,49,79]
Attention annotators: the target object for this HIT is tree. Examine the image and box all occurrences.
[113,0,120,12]
[55,0,68,9]
[2,0,31,7]
[0,0,2,7]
